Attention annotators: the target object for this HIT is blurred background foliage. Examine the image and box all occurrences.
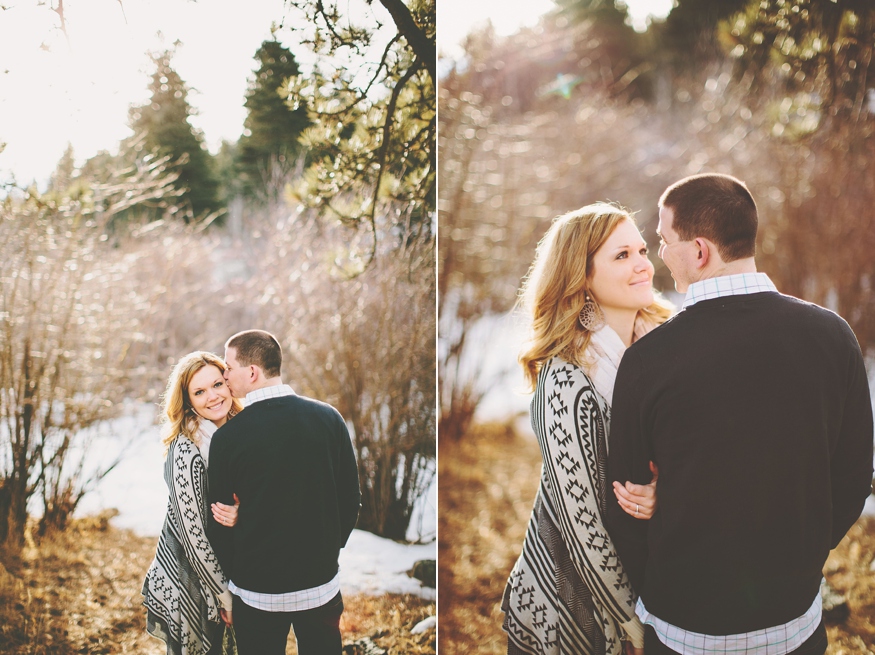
[438,0,875,441]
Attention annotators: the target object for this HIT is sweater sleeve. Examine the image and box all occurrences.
[605,348,652,593]
[829,336,874,548]
[535,360,638,625]
[167,438,232,610]
[334,412,361,548]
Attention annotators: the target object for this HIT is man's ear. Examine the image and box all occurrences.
[694,238,711,270]
[248,365,259,382]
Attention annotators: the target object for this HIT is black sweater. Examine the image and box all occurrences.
[208,393,361,594]
[606,291,873,635]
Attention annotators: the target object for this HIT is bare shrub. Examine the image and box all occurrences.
[0,160,183,554]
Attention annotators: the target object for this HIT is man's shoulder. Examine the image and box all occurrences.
[626,312,685,353]
[775,291,846,320]
[274,393,344,421]
[223,393,345,426]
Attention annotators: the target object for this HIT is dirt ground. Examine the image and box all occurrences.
[0,516,435,655]
[439,422,875,654]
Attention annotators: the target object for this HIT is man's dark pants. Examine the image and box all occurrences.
[232,592,344,655]
[643,620,828,655]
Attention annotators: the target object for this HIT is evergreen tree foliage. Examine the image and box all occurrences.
[726,0,874,126]
[657,0,750,67]
[128,50,220,221]
[282,0,435,272]
[238,40,311,201]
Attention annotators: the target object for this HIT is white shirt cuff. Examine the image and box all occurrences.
[219,589,234,611]
[622,616,645,649]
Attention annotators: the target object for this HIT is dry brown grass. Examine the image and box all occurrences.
[823,518,875,654]
[439,422,875,654]
[0,517,435,655]
[438,422,542,654]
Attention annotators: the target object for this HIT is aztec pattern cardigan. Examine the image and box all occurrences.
[502,357,638,655]
[142,435,230,655]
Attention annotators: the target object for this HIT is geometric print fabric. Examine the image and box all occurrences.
[502,358,638,654]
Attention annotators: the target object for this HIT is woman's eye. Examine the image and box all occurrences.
[640,247,649,255]
[194,390,203,396]
[616,251,628,259]
[214,381,223,388]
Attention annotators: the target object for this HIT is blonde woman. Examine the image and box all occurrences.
[143,352,243,655]
[502,204,672,655]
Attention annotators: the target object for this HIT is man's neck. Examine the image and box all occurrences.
[697,257,757,283]
[248,377,284,395]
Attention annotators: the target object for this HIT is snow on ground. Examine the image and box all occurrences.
[73,401,437,598]
[339,530,436,600]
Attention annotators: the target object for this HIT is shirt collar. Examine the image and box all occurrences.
[243,384,296,407]
[682,272,778,309]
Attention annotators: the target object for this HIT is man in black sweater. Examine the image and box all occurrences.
[606,174,873,655]
[208,329,361,655]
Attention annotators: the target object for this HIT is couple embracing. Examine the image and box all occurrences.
[502,174,874,655]
[142,329,362,655]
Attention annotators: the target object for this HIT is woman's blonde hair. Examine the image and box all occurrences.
[518,202,673,390]
[160,351,244,453]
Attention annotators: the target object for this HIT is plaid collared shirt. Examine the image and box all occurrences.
[646,271,821,653]
[242,383,296,407]
[637,592,822,655]
[682,272,778,309]
[231,383,341,612]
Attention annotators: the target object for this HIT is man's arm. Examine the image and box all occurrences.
[829,336,874,548]
[605,348,653,593]
[334,411,361,547]
[207,430,236,577]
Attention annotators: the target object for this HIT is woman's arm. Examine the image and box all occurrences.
[167,439,233,611]
[534,360,639,628]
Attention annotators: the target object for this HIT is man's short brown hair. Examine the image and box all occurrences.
[226,330,282,379]
[659,173,758,262]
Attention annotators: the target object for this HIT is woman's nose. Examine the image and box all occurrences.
[635,253,651,271]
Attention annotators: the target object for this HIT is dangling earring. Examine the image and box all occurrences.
[578,292,605,331]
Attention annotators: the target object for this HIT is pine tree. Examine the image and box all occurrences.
[238,40,311,200]
[128,50,220,221]
[284,0,436,272]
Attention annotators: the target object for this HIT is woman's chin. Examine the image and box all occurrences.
[635,288,655,308]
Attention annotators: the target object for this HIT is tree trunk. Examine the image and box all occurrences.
[0,474,29,557]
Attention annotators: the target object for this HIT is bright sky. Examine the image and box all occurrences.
[0,1,674,187]
[0,0,390,187]
[438,0,675,59]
